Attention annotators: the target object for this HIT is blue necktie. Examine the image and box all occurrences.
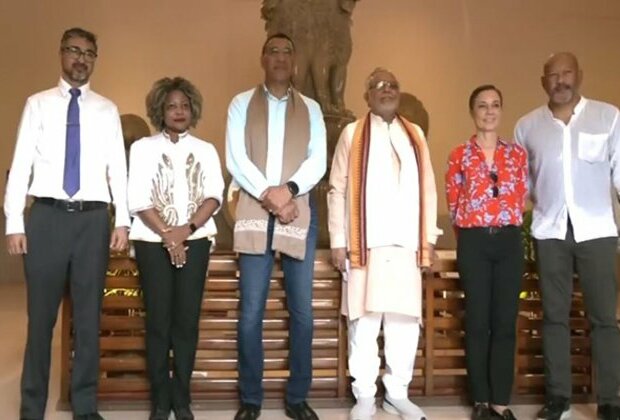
[63,88,81,197]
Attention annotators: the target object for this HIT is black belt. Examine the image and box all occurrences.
[465,225,519,235]
[35,197,108,212]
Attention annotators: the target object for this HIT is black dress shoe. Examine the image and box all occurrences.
[471,403,491,420]
[285,401,319,420]
[149,407,170,420]
[598,404,620,420]
[536,395,570,420]
[491,407,517,420]
[234,403,261,420]
[73,413,105,420]
[174,406,194,420]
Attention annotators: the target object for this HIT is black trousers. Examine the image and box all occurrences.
[21,201,110,419]
[457,226,524,405]
[536,223,620,404]
[133,238,211,411]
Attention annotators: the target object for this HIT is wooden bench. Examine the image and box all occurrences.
[58,250,593,409]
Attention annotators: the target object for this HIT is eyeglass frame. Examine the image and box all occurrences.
[369,80,400,91]
[61,45,98,62]
[264,46,294,56]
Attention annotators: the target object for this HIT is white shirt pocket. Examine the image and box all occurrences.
[577,132,608,163]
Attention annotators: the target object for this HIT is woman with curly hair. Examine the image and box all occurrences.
[127,77,224,420]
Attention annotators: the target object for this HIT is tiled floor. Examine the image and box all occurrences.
[0,282,597,419]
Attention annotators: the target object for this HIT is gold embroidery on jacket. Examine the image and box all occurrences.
[186,153,205,219]
[151,153,178,225]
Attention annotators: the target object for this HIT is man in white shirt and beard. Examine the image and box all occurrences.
[328,68,441,420]
[515,52,620,420]
[4,27,129,420]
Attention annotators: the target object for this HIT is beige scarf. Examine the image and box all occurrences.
[233,86,311,260]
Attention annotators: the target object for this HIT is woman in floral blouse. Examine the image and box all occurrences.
[445,85,528,420]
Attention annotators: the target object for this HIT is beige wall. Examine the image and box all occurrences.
[2,1,620,279]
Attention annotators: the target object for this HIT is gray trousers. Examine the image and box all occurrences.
[20,201,110,419]
[536,224,620,405]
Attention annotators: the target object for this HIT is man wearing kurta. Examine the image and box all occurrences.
[328,68,441,420]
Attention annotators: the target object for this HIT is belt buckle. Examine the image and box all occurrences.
[66,201,82,212]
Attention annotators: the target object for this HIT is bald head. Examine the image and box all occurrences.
[543,52,580,75]
[541,52,582,108]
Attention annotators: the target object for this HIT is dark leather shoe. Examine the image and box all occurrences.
[598,404,620,420]
[73,413,105,420]
[285,401,319,420]
[471,403,491,420]
[536,395,570,420]
[174,406,194,420]
[491,407,517,420]
[149,407,170,420]
[234,403,261,420]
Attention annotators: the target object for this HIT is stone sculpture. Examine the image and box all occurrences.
[261,0,360,117]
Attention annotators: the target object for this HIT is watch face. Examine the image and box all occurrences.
[287,181,299,195]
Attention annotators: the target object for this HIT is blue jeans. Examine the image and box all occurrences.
[237,202,318,405]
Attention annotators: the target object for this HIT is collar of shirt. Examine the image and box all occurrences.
[58,77,91,100]
[369,112,398,127]
[162,129,190,143]
[261,83,292,102]
[468,134,509,149]
[544,96,588,123]
[467,135,510,171]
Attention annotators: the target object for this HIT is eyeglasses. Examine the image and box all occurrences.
[265,46,293,56]
[370,80,400,91]
[490,171,499,198]
[62,46,98,62]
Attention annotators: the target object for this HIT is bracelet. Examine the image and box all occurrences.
[188,223,198,233]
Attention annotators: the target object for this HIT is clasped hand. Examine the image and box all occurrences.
[161,225,190,268]
[260,185,298,224]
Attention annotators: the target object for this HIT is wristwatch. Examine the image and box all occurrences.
[286,181,299,197]
[188,223,198,233]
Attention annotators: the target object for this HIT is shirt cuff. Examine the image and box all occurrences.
[427,227,443,246]
[114,210,131,228]
[330,232,347,249]
[6,216,25,235]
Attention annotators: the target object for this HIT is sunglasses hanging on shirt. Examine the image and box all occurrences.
[489,171,499,198]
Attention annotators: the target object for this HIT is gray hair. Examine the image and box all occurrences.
[365,67,395,91]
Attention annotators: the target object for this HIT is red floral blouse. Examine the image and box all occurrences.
[445,135,528,228]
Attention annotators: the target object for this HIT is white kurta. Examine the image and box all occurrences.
[328,113,441,405]
[329,114,434,321]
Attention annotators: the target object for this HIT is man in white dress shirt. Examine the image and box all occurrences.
[4,27,129,420]
[328,68,441,420]
[515,52,620,420]
[226,33,326,420]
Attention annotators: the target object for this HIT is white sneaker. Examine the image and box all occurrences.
[350,397,376,420]
[382,396,427,420]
